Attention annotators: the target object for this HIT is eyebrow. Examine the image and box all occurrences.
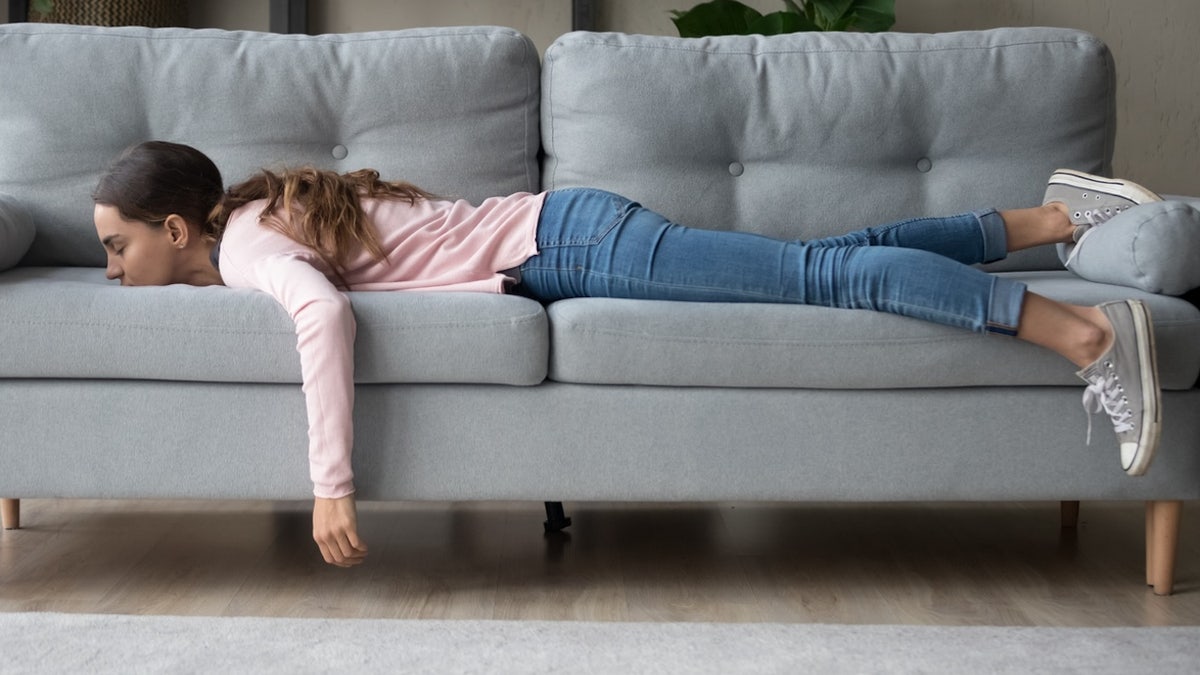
[101,235,121,248]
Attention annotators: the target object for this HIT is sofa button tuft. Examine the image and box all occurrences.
[916,157,933,173]
[728,161,744,177]
[332,145,349,160]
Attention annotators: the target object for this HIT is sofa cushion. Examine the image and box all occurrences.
[0,24,541,267]
[547,272,1200,391]
[543,28,1114,273]
[0,193,34,271]
[0,267,547,385]
[1057,201,1200,296]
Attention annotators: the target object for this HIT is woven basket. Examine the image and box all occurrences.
[31,0,189,27]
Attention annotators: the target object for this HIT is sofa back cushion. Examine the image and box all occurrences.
[0,24,541,267]
[542,28,1115,271]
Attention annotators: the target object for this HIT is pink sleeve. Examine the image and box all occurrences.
[250,254,357,499]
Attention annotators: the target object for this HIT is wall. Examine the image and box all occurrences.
[4,1,1196,194]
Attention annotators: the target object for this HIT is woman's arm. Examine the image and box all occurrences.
[252,253,367,566]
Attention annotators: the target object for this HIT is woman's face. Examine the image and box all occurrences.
[93,204,181,286]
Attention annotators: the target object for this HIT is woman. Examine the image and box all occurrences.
[93,141,1162,567]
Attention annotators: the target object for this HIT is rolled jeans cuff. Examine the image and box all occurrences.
[976,208,1009,264]
[986,276,1027,336]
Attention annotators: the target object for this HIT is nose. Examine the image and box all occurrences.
[105,258,123,282]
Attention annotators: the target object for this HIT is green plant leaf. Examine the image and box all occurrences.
[670,0,895,35]
[750,10,818,35]
[814,0,855,30]
[30,0,54,15]
[846,0,896,31]
[670,0,764,37]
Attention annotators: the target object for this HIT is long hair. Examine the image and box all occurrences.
[212,167,435,282]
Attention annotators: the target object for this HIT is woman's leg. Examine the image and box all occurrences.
[520,188,1027,334]
[804,204,1073,262]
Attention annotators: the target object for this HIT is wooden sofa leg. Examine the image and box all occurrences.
[1,499,18,530]
[1146,500,1182,596]
[1061,500,1080,529]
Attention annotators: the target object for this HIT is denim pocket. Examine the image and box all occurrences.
[536,188,631,248]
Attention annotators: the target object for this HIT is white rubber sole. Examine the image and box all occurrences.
[1123,299,1161,476]
[1049,169,1163,205]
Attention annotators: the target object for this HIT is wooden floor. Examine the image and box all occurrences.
[1,499,1197,626]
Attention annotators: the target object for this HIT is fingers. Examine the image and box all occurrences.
[317,537,367,568]
[312,495,368,568]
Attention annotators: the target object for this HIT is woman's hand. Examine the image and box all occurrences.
[312,494,368,567]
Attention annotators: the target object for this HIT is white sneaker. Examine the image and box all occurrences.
[1045,169,1163,226]
[1077,300,1161,476]
[1046,170,1163,268]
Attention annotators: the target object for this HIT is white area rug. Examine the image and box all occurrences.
[3,612,1198,674]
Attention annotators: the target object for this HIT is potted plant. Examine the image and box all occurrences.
[29,0,189,27]
[671,0,895,36]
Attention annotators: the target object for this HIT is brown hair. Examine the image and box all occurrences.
[93,140,225,243]
[214,166,435,284]
[93,141,435,287]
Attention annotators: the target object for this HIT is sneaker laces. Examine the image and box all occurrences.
[1081,368,1134,445]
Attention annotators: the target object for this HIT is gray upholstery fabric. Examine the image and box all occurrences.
[0,267,547,385]
[0,24,541,267]
[542,28,1114,273]
[1056,201,1200,296]
[3,380,1199,502]
[547,272,1200,391]
[0,193,34,270]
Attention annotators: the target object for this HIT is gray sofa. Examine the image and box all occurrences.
[1,23,1196,594]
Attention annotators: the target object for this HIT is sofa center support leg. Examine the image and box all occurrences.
[1146,500,1183,596]
[1061,500,1080,529]
[1,499,18,530]
[543,501,572,534]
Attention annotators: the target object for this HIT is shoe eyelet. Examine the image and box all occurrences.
[1082,193,1089,198]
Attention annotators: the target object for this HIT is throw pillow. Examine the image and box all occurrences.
[1057,200,1200,296]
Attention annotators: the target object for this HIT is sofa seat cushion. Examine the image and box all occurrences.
[547,272,1200,391]
[0,267,547,385]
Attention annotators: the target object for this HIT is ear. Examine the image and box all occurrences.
[163,214,191,249]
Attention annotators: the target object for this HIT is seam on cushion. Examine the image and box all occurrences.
[4,320,294,335]
[1,25,527,46]
[552,325,989,348]
[553,316,1200,347]
[545,40,558,190]
[1130,217,1148,284]
[519,32,538,194]
[7,312,546,333]
[366,313,546,330]
[554,36,1103,58]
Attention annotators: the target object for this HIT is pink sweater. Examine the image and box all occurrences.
[218,192,546,498]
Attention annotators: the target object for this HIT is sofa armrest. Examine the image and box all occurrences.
[0,193,35,272]
[1164,194,1200,208]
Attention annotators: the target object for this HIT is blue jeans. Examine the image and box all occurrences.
[515,188,1027,335]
